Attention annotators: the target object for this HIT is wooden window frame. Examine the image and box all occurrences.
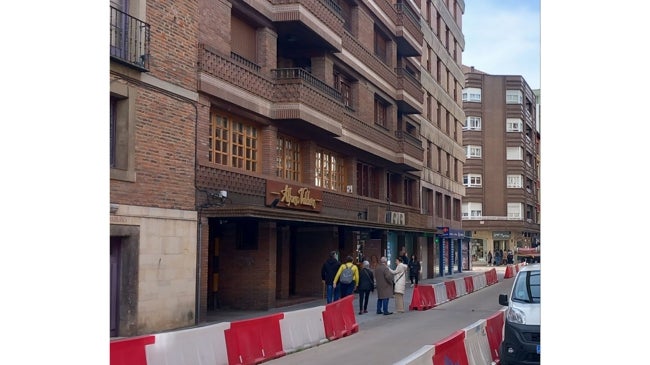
[276,134,301,181]
[209,109,258,172]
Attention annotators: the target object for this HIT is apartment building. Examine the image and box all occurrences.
[110,0,467,336]
[461,66,541,265]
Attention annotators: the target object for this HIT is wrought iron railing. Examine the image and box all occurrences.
[110,6,150,71]
[272,68,342,101]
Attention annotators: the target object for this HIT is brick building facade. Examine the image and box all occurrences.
[461,66,541,265]
[110,0,468,337]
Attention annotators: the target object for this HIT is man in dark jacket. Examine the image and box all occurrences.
[321,251,341,303]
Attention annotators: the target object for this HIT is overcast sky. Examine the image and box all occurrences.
[461,0,540,90]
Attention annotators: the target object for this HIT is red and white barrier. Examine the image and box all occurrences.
[280,305,328,354]
[454,278,468,297]
[112,269,502,365]
[393,308,506,365]
[145,322,230,365]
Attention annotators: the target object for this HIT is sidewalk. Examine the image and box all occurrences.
[201,266,506,326]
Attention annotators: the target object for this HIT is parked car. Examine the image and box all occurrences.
[498,263,540,364]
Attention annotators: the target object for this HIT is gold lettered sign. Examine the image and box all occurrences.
[266,181,323,212]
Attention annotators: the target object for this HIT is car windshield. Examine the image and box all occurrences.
[512,270,540,303]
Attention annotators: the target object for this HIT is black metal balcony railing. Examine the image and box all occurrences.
[272,68,342,101]
[110,6,150,71]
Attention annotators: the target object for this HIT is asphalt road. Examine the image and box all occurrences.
[264,278,513,365]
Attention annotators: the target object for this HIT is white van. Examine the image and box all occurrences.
[498,263,540,364]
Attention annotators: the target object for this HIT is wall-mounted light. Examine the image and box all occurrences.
[270,197,280,208]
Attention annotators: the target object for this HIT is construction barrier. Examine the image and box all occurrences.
[454,278,467,298]
[464,276,475,294]
[279,305,328,354]
[145,322,230,365]
[444,280,458,301]
[504,265,515,279]
[485,308,506,363]
[432,282,448,306]
[392,345,435,365]
[110,335,156,365]
[463,319,493,365]
[394,309,506,365]
[224,313,285,365]
[473,273,486,291]
[409,284,435,311]
[485,268,498,285]
[432,330,469,365]
[112,270,501,365]
[322,295,359,341]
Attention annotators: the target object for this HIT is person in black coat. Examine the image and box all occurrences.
[357,260,375,314]
[321,251,341,303]
[408,254,421,287]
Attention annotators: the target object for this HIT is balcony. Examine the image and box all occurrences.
[395,67,423,114]
[272,0,344,53]
[394,2,423,57]
[110,6,150,71]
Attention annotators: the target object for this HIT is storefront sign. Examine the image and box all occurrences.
[493,231,511,239]
[266,181,323,212]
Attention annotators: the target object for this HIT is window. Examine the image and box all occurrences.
[426,141,433,169]
[462,202,482,218]
[437,147,442,172]
[507,203,523,219]
[464,116,481,130]
[276,135,301,181]
[463,174,482,187]
[374,97,388,127]
[506,89,523,104]
[445,195,451,219]
[453,198,461,221]
[209,110,258,171]
[334,71,353,107]
[507,175,523,188]
[357,162,379,198]
[404,177,416,206]
[423,188,433,214]
[374,28,389,64]
[506,118,522,132]
[435,192,443,217]
[466,145,482,158]
[315,148,345,191]
[462,88,481,102]
[110,82,136,181]
[231,14,257,64]
[506,146,523,160]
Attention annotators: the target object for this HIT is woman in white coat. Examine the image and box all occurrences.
[390,256,409,313]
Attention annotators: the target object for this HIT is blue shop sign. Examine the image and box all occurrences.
[437,227,465,239]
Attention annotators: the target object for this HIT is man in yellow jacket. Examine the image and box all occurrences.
[333,256,359,298]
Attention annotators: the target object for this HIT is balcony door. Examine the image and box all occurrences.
[110,0,129,60]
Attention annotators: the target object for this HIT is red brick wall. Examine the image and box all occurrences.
[147,0,199,90]
[198,0,232,56]
[110,85,196,210]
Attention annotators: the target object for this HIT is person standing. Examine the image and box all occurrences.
[399,248,410,265]
[487,251,493,266]
[333,256,359,298]
[408,254,421,287]
[357,260,375,315]
[390,256,408,313]
[374,256,394,315]
[321,251,341,303]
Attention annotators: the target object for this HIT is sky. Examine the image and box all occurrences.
[462,0,540,90]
